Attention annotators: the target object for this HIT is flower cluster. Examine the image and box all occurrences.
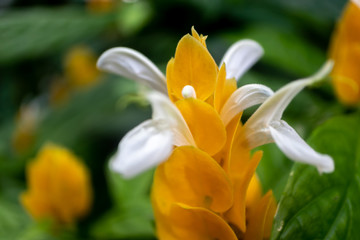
[97,27,334,239]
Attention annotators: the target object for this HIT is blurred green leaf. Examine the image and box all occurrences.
[108,167,154,208]
[35,78,140,149]
[91,169,155,239]
[223,24,326,76]
[0,197,29,239]
[271,113,360,239]
[16,222,57,240]
[256,144,293,200]
[91,210,154,239]
[0,7,114,64]
[117,1,153,36]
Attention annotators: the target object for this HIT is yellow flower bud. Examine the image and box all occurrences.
[21,144,92,225]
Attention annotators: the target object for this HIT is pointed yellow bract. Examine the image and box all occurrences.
[175,98,226,156]
[191,26,208,47]
[214,64,238,113]
[244,191,277,240]
[152,146,233,213]
[152,28,276,239]
[329,0,360,105]
[166,34,218,101]
[21,144,92,225]
[169,203,238,240]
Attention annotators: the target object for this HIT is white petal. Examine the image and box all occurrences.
[146,91,196,146]
[97,47,167,94]
[245,60,334,129]
[220,84,274,126]
[269,121,334,173]
[352,0,360,8]
[110,119,173,178]
[220,39,264,81]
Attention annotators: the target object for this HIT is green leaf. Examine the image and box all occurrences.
[271,113,360,240]
[223,24,325,76]
[116,1,153,36]
[91,210,154,239]
[0,197,30,239]
[107,167,154,209]
[0,7,113,64]
[16,222,57,240]
[90,168,155,239]
[256,144,293,200]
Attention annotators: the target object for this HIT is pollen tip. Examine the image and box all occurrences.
[182,85,197,99]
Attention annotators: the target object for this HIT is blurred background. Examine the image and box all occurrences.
[0,0,350,239]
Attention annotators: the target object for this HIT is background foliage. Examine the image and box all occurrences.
[0,0,358,239]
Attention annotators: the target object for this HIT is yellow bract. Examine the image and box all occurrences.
[175,98,226,156]
[329,1,360,105]
[214,64,237,113]
[152,28,276,239]
[21,144,92,225]
[152,146,233,214]
[166,34,218,101]
[169,203,238,240]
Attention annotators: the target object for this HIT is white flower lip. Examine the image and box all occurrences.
[110,91,196,178]
[220,84,274,126]
[220,39,264,81]
[352,0,360,8]
[269,121,334,173]
[244,60,335,174]
[146,91,195,147]
[110,119,174,178]
[97,47,168,94]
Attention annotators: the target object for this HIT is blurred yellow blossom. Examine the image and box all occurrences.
[86,0,115,13]
[21,144,92,226]
[329,0,360,105]
[98,27,334,239]
[50,45,101,105]
[64,45,101,89]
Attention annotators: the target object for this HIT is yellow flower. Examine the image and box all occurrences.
[21,144,92,226]
[329,0,360,105]
[86,0,115,13]
[98,27,334,239]
[50,45,101,106]
[64,45,101,89]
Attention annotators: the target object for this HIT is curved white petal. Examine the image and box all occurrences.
[220,39,264,81]
[146,91,195,146]
[220,84,274,126]
[242,61,334,173]
[110,119,173,178]
[269,121,334,173]
[245,60,334,129]
[352,0,360,8]
[97,47,167,94]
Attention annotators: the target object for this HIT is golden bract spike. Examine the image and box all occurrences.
[21,144,92,226]
[166,33,218,101]
[191,26,208,47]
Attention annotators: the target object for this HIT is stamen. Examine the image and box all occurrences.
[182,85,197,99]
